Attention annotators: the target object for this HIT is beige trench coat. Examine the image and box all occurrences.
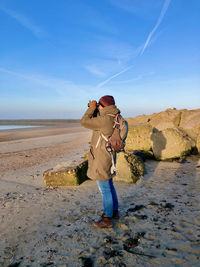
[81,105,120,181]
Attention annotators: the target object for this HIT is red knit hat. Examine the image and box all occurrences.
[99,95,115,107]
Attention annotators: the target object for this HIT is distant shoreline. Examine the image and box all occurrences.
[0,119,80,126]
[0,123,89,142]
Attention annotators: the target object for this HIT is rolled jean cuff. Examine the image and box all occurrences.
[97,178,118,218]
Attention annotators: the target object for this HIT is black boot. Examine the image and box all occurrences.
[112,210,119,219]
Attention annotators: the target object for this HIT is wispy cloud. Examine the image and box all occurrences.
[0,67,83,100]
[84,65,107,77]
[0,6,45,38]
[109,0,164,18]
[96,65,134,88]
[140,0,171,55]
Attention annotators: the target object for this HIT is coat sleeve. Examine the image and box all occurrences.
[80,107,106,131]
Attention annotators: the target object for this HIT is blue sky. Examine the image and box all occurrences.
[0,0,199,119]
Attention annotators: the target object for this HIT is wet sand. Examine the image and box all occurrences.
[0,126,200,266]
[0,123,84,142]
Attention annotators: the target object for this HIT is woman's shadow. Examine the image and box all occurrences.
[139,127,167,184]
[150,128,167,160]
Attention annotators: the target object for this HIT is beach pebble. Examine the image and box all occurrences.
[163,249,179,257]
[127,204,145,213]
[118,223,130,231]
[103,236,118,245]
[89,247,98,253]
[96,256,107,265]
[134,214,148,220]
[162,203,175,210]
[123,237,140,248]
[63,234,73,239]
[144,233,157,240]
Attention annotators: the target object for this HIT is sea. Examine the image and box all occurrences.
[0,125,40,131]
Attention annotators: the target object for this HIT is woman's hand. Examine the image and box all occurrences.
[89,100,97,110]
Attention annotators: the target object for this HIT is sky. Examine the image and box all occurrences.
[0,0,199,119]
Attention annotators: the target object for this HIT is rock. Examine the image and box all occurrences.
[115,152,145,183]
[127,205,145,212]
[103,236,118,244]
[148,108,182,130]
[144,233,156,240]
[89,247,98,253]
[197,133,200,154]
[118,223,130,231]
[43,160,88,186]
[179,109,200,129]
[177,109,200,144]
[134,214,148,220]
[178,158,188,163]
[96,256,107,265]
[127,108,182,130]
[133,150,154,160]
[162,203,174,210]
[125,125,153,152]
[123,237,139,249]
[182,126,200,143]
[151,128,194,160]
[126,114,152,125]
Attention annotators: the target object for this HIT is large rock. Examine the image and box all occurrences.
[115,152,145,183]
[43,160,88,186]
[126,108,182,130]
[151,128,195,160]
[197,134,200,154]
[148,108,182,130]
[179,109,200,129]
[179,109,200,141]
[126,114,152,125]
[126,125,152,152]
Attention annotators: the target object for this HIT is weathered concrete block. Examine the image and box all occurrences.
[43,160,88,186]
[149,108,182,130]
[115,152,145,183]
[125,125,152,152]
[197,134,200,154]
[151,128,194,160]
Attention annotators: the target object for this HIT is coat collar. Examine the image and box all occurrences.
[99,105,120,116]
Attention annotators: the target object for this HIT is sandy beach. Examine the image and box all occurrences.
[0,125,200,266]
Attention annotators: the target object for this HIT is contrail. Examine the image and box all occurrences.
[96,64,134,88]
[141,0,171,55]
[96,0,171,88]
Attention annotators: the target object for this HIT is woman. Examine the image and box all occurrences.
[81,95,120,228]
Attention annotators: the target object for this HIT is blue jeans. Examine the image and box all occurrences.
[97,178,119,218]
